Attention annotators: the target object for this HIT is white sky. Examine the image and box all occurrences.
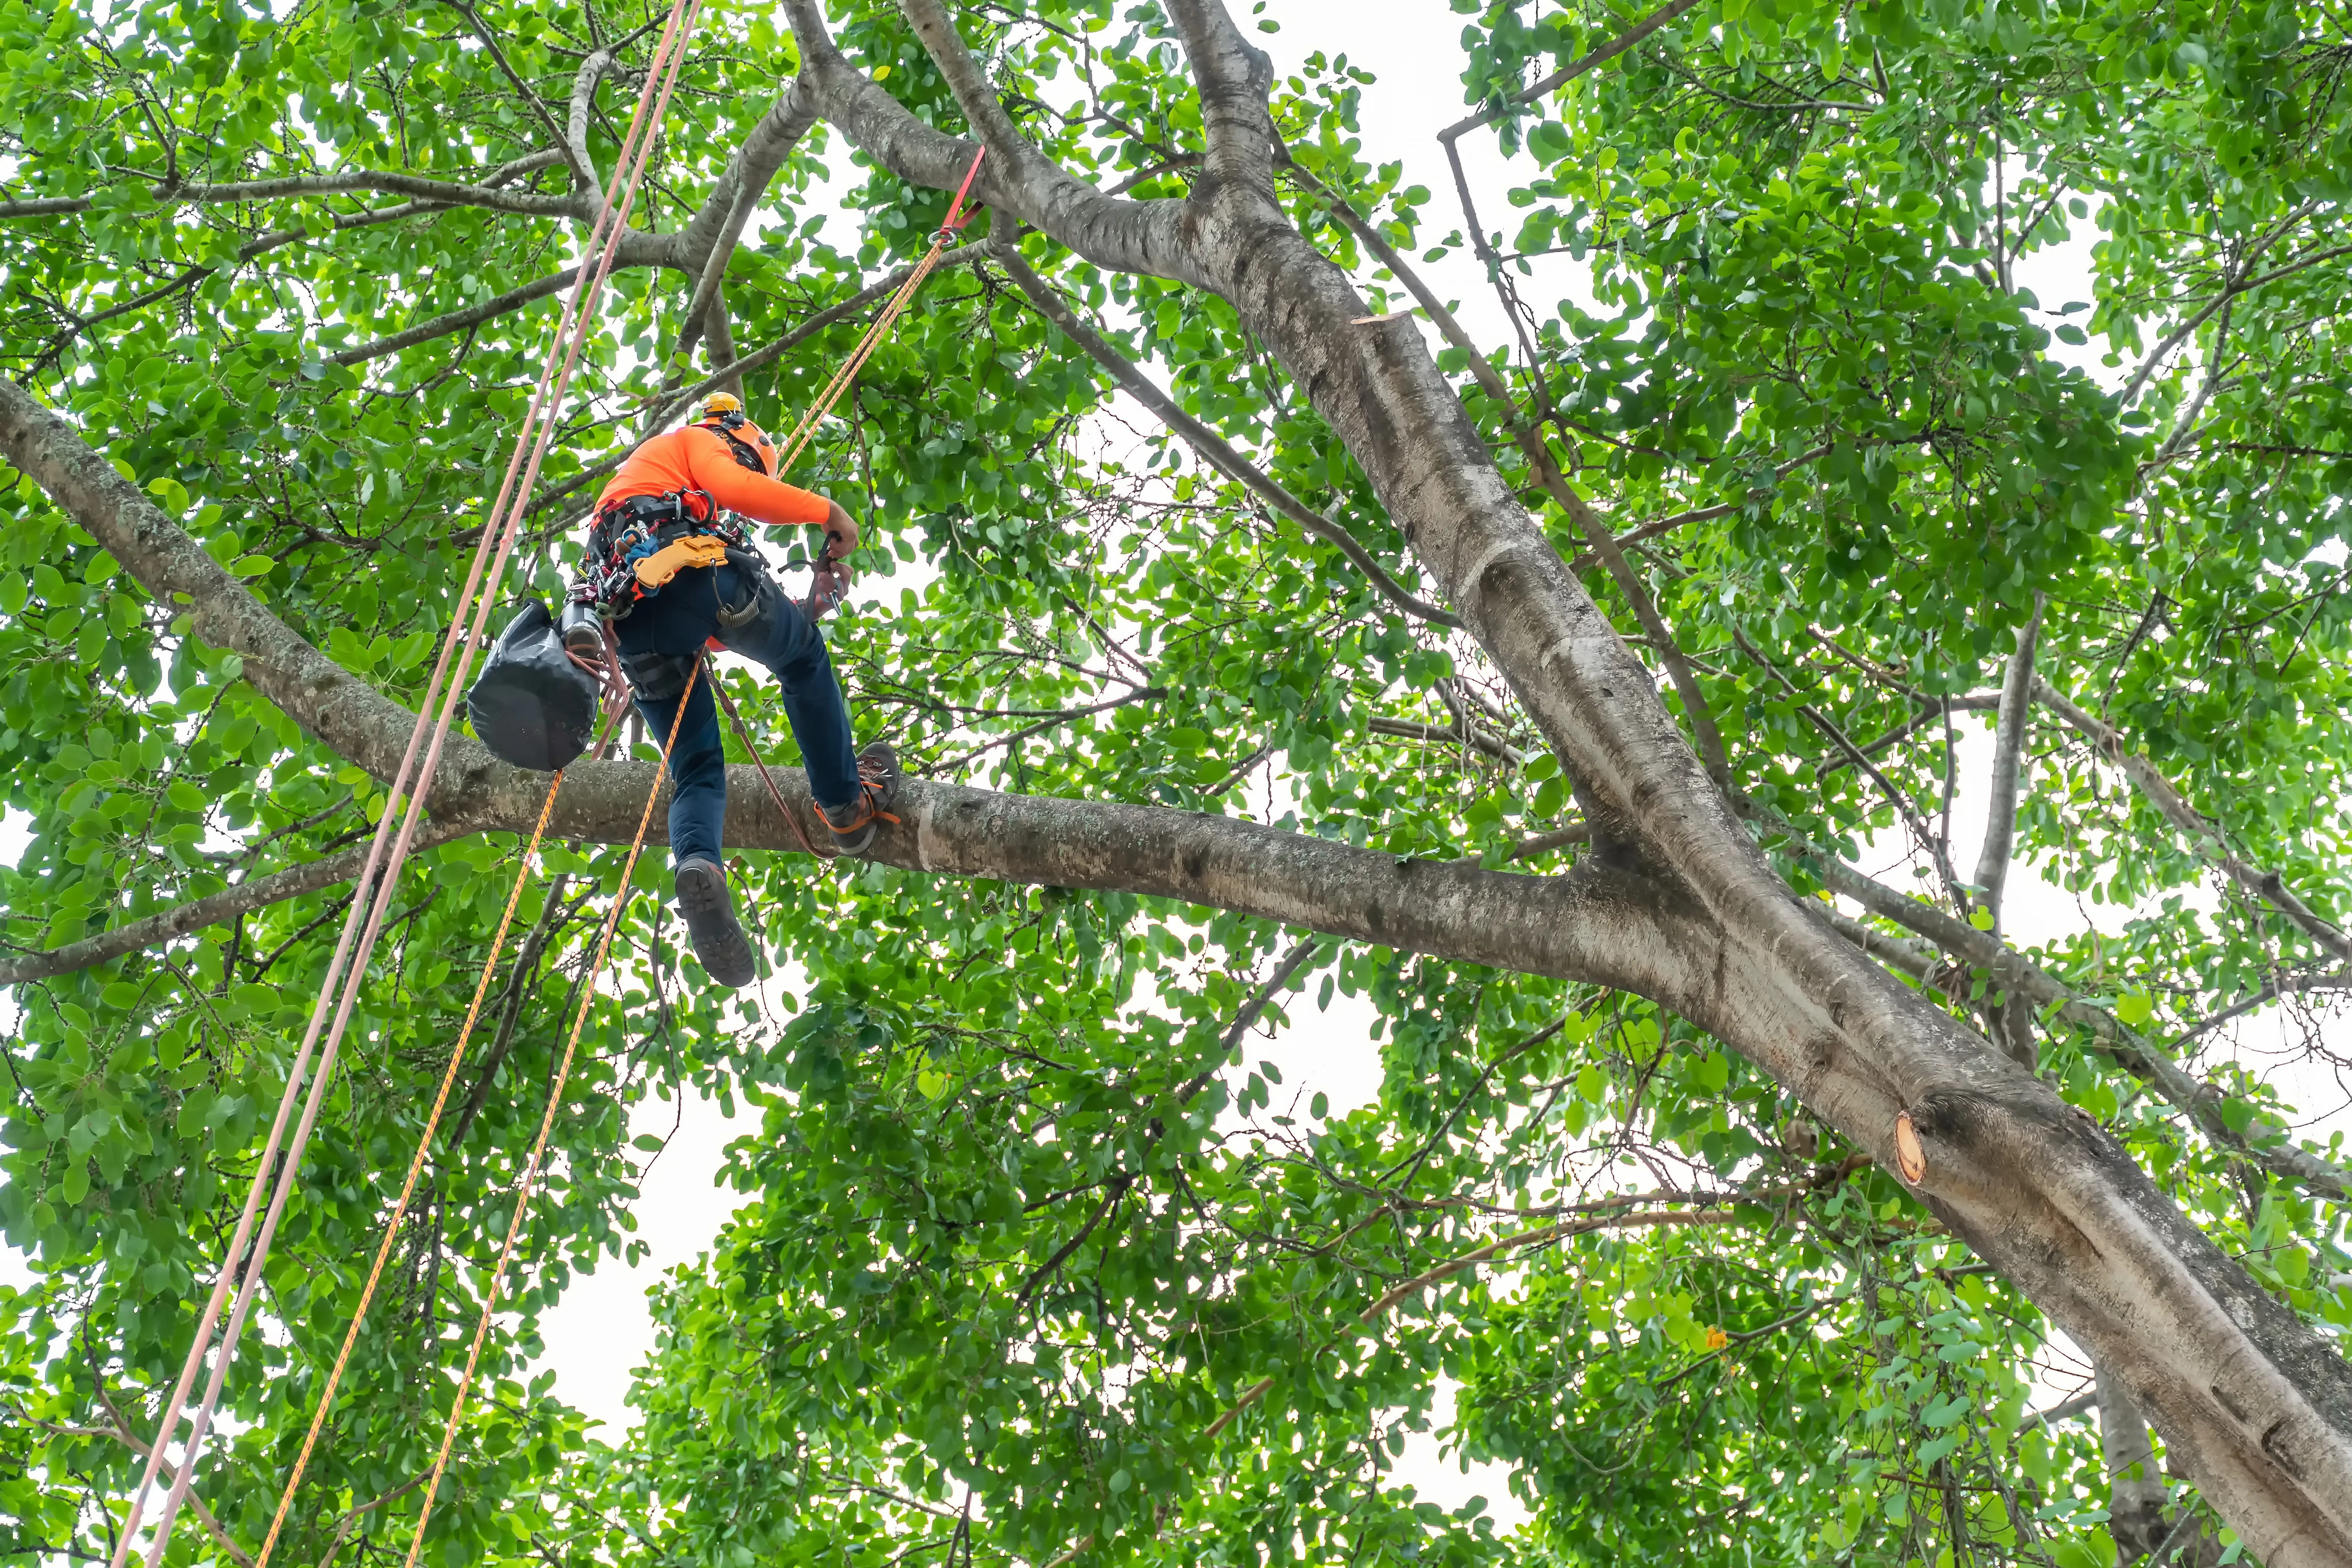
[4,0,2341,1549]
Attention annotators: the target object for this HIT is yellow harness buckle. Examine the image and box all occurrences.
[632,534,731,590]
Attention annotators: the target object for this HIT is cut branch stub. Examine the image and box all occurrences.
[1894,1110,1927,1185]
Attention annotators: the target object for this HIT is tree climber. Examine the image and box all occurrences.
[563,392,900,987]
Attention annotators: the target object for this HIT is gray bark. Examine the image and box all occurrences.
[1973,597,2043,1067]
[786,0,1195,284]
[2099,1362,2180,1562]
[670,85,821,366]
[0,824,467,985]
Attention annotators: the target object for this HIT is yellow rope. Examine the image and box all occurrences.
[401,660,701,1567]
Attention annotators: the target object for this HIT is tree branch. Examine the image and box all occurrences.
[565,49,619,194]
[443,0,580,183]
[997,247,1459,627]
[1366,715,1521,764]
[1590,442,1835,558]
[2033,675,2352,966]
[328,267,580,367]
[115,169,583,217]
[2118,239,2352,407]
[1287,160,1725,779]
[1435,0,1705,145]
[83,1372,255,1568]
[0,824,470,985]
[1972,597,2043,927]
[449,874,577,1151]
[1792,827,2352,1203]
[669,83,820,368]
[1163,0,1282,190]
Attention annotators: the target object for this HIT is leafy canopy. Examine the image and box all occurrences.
[3,0,2350,1564]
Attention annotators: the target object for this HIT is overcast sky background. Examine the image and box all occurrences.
[6,0,2347,1546]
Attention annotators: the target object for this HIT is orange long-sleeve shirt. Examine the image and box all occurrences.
[595,423,830,529]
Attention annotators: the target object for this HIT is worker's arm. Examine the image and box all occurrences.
[683,428,832,529]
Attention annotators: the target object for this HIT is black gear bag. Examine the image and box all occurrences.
[465,600,602,771]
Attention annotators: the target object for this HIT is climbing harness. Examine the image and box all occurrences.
[188,144,992,1568]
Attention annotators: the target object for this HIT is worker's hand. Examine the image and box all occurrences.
[805,556,854,622]
[822,499,861,561]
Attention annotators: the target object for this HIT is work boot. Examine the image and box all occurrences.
[815,741,902,856]
[672,854,756,988]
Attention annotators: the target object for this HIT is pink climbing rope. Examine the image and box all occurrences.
[109,3,708,1562]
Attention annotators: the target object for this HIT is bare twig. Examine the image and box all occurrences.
[998,248,1460,628]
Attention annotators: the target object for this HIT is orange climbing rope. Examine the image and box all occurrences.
[116,3,709,1564]
[237,146,992,1561]
[400,664,699,1566]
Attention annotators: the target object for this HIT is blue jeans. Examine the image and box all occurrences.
[614,561,859,865]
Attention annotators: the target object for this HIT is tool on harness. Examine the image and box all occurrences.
[465,600,604,771]
[634,532,731,589]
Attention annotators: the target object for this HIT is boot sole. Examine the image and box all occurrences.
[674,860,757,987]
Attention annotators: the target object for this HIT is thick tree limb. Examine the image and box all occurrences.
[670,84,820,367]
[565,49,619,194]
[0,823,470,984]
[1165,0,1282,187]
[998,248,1460,628]
[2033,676,2352,966]
[786,0,1193,283]
[2099,1362,2180,1559]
